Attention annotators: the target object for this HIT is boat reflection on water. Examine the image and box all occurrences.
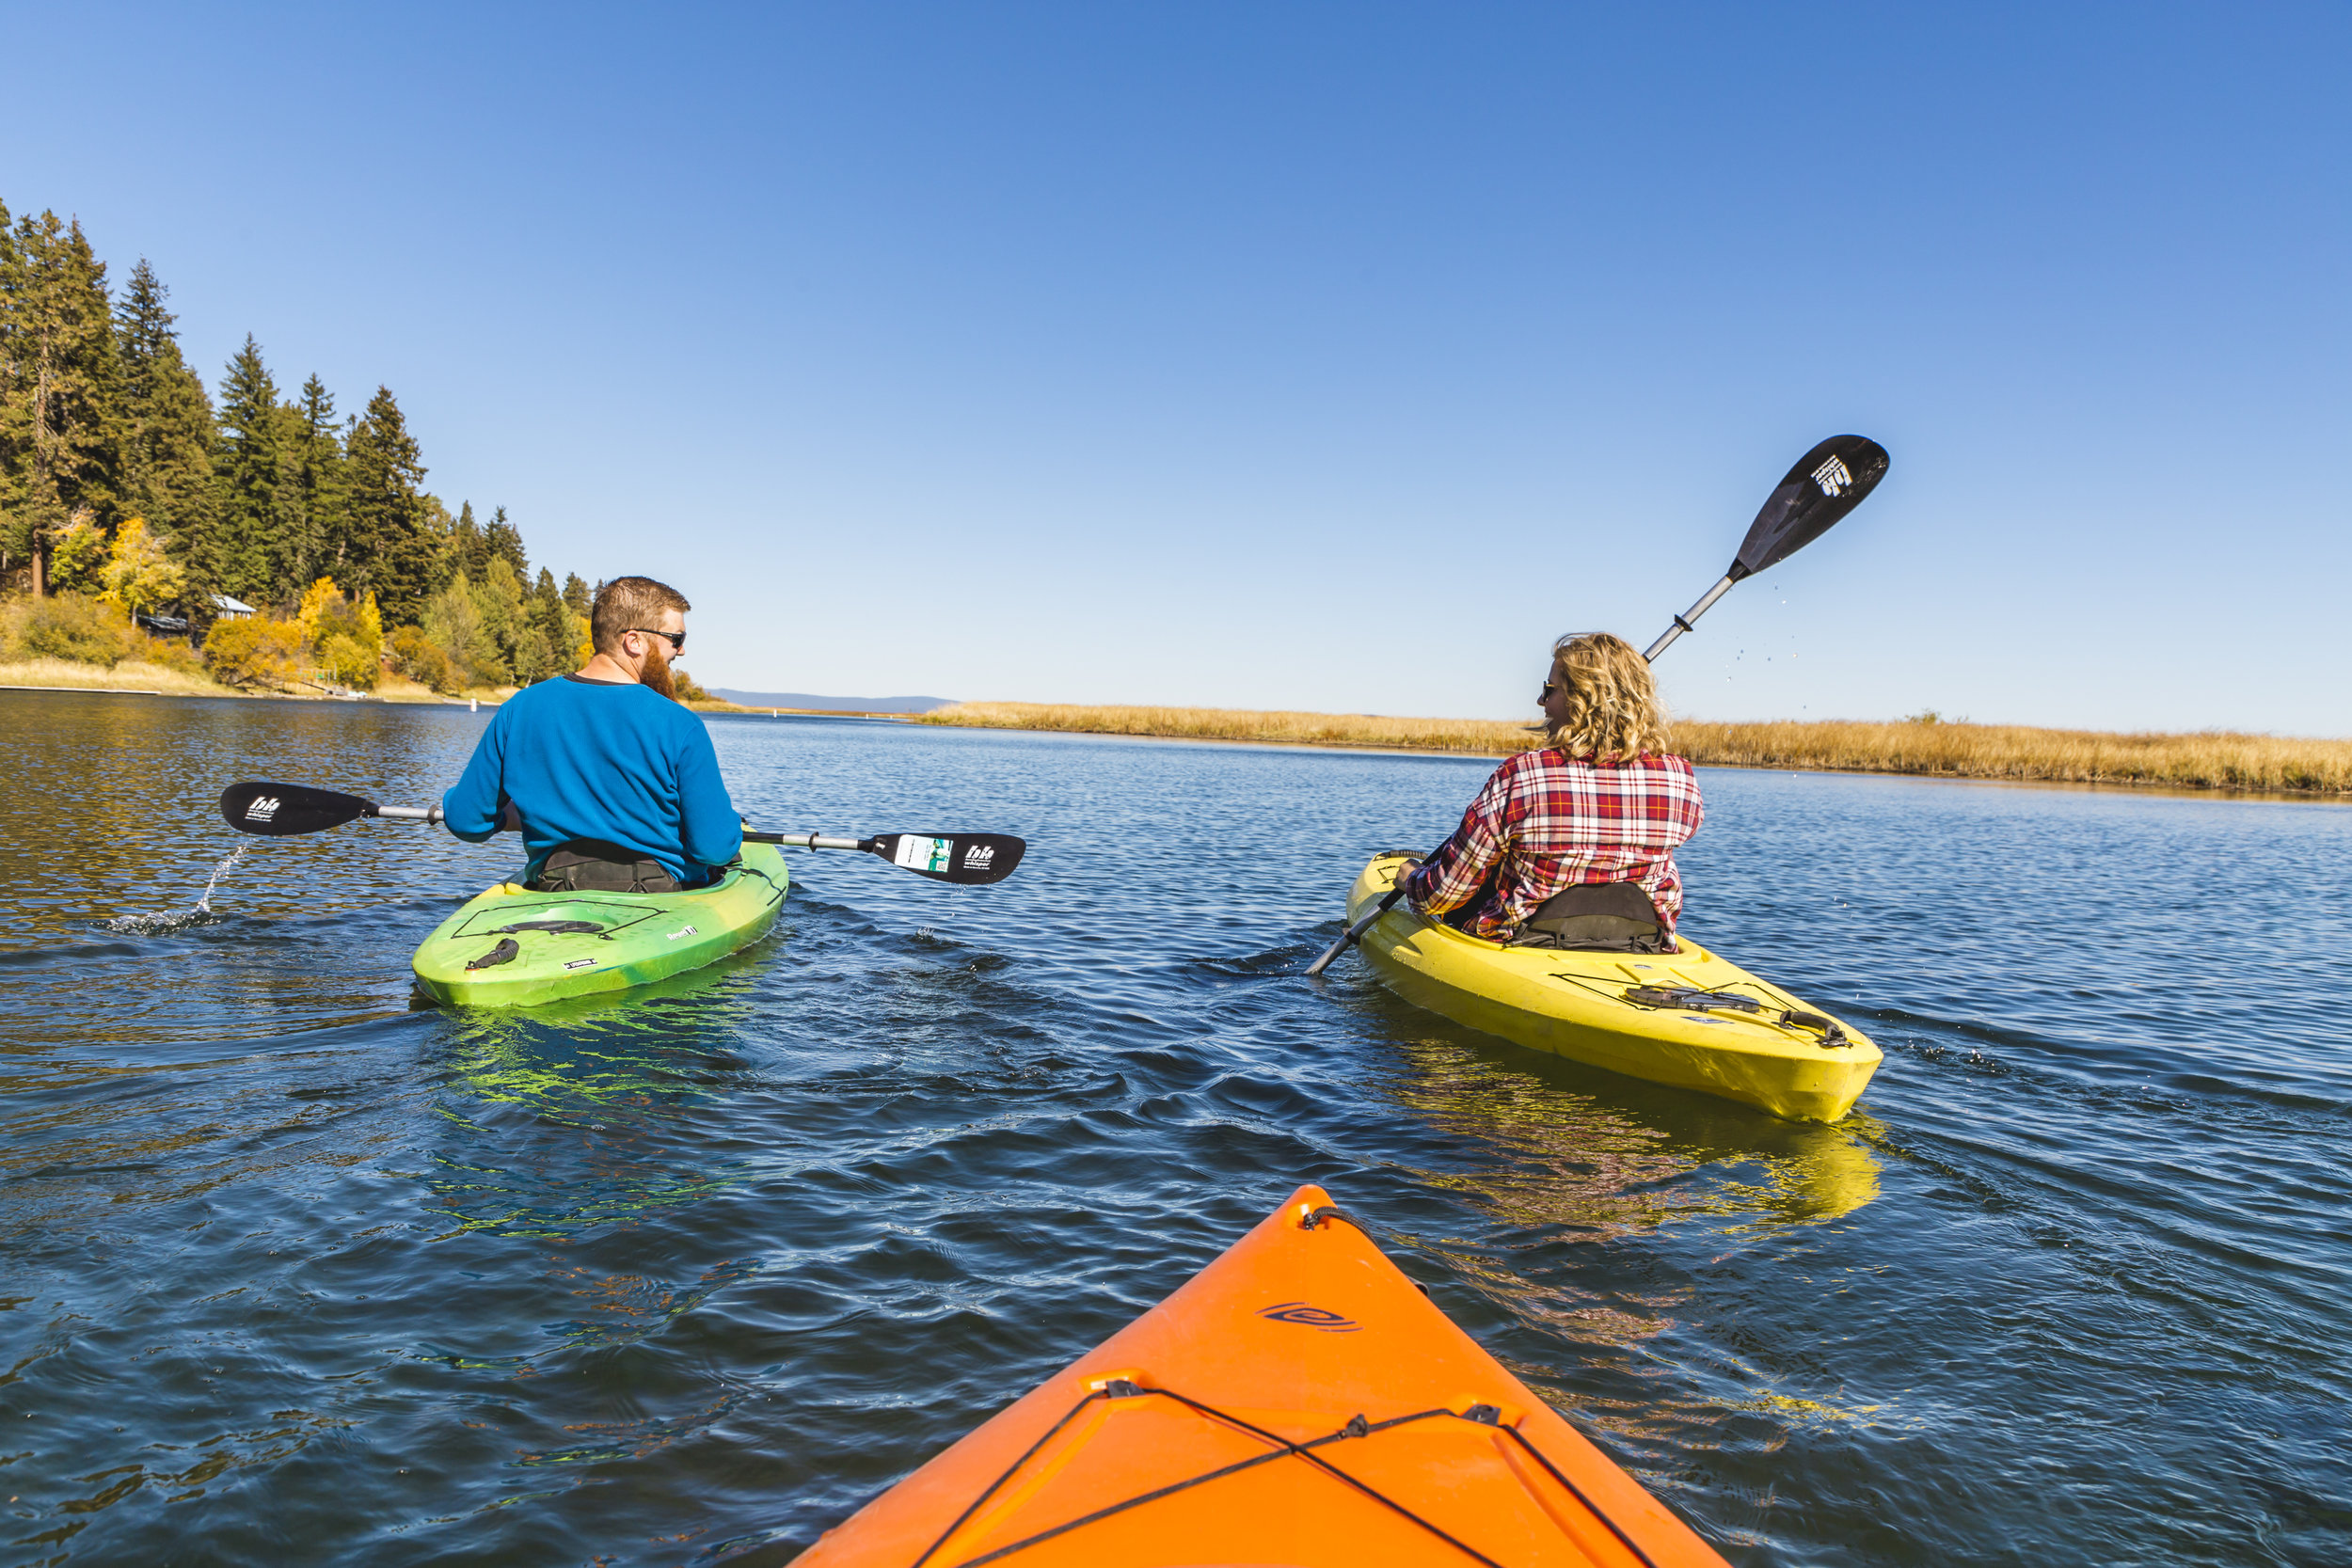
[1367,1030,1885,1239]
[421,955,773,1244]
[1363,1029,1892,1440]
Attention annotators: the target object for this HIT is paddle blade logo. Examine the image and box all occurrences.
[1811,454,1854,497]
[893,835,953,873]
[244,795,281,824]
[1259,1301,1361,1333]
[962,844,994,871]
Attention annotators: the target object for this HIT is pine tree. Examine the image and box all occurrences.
[483,504,527,578]
[527,566,577,681]
[414,494,457,597]
[449,499,489,585]
[112,260,215,598]
[562,571,590,616]
[343,385,434,624]
[210,336,286,603]
[280,373,343,593]
[0,211,120,592]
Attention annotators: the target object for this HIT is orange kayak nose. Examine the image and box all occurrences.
[796,1184,1730,1568]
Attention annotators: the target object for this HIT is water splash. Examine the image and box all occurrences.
[103,840,253,935]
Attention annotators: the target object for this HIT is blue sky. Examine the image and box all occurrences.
[7,3,2345,733]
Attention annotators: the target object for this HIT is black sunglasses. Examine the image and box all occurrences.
[628,627,686,653]
[1539,679,1559,701]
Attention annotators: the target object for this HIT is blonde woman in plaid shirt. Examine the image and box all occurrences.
[1395,633,1705,950]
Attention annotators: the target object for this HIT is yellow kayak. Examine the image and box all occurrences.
[1344,854,1880,1121]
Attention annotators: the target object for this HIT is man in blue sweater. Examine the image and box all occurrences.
[441,576,742,891]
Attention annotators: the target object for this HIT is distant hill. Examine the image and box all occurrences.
[710,690,957,715]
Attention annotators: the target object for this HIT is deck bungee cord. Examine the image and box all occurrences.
[914,1386,1661,1568]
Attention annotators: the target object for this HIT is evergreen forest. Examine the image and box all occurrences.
[0,198,612,695]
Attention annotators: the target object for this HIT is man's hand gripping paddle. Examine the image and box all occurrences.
[218,781,1027,886]
[1302,434,1887,976]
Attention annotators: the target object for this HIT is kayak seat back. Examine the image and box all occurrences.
[1508,879,1676,953]
[528,839,693,895]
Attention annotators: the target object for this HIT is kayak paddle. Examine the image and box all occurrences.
[221,780,440,833]
[218,781,1027,885]
[1642,434,1888,660]
[739,829,1025,885]
[1304,433,1888,976]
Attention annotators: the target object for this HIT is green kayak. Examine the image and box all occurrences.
[411,842,788,1006]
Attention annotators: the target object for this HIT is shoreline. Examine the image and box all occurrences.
[15,673,2341,800]
[0,657,497,705]
[914,702,2352,800]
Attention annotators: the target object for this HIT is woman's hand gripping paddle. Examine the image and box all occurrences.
[1303,433,1888,977]
[219,781,1026,886]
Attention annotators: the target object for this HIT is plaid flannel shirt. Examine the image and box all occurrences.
[1398,750,1704,941]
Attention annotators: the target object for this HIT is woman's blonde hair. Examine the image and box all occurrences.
[1543,632,1670,760]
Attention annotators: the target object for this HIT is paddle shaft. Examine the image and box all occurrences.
[1642,571,1740,662]
[348,816,872,850]
[1303,877,1411,975]
[744,831,865,850]
[341,816,947,861]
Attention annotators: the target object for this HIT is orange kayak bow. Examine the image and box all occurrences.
[796,1185,1729,1568]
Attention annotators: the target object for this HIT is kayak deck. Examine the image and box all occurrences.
[1346,854,1880,1121]
[411,842,787,1006]
[797,1183,1729,1567]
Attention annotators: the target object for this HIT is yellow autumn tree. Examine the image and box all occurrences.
[98,517,188,619]
[295,577,342,642]
[290,577,385,690]
[47,512,112,594]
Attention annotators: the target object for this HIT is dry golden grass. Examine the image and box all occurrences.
[919,702,2352,797]
[0,657,239,698]
[1672,719,2352,796]
[918,701,1535,754]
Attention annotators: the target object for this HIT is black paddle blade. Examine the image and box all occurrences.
[218,780,374,836]
[1730,436,1889,579]
[867,832,1027,885]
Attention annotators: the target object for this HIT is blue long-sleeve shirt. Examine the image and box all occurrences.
[442,674,743,884]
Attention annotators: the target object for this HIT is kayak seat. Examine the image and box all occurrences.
[528,840,689,895]
[1507,880,1676,954]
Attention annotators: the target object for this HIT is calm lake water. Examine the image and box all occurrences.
[1,692,2346,1567]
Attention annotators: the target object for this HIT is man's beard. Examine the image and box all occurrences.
[639,644,677,700]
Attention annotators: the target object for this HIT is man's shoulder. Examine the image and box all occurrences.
[502,676,703,733]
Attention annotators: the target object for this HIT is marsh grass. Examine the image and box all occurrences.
[919,702,1534,754]
[919,702,2352,796]
[0,657,235,698]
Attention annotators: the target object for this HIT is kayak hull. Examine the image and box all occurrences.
[797,1183,1729,1568]
[410,842,787,1006]
[1347,855,1879,1122]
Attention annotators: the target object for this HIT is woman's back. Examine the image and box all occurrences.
[1395,632,1704,942]
[1404,746,1703,941]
